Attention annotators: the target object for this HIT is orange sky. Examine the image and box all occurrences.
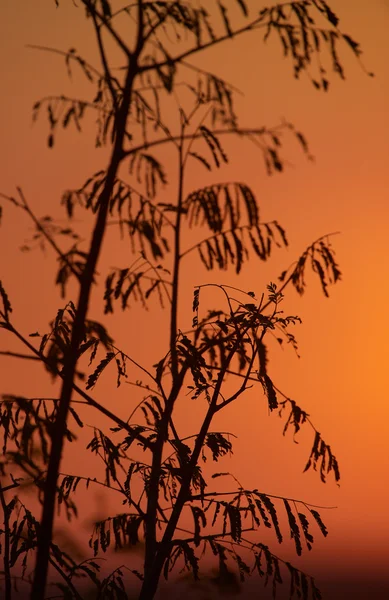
[1,1,389,599]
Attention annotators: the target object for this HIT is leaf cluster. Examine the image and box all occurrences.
[185,182,288,274]
[279,236,341,297]
[0,396,81,472]
[261,0,372,90]
[37,302,114,382]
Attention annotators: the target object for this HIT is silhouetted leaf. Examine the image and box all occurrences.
[191,506,206,546]
[235,0,248,17]
[189,151,212,171]
[205,433,232,461]
[297,512,314,551]
[86,352,115,390]
[309,509,328,538]
[258,494,283,543]
[284,500,302,556]
[218,1,233,37]
[0,280,12,321]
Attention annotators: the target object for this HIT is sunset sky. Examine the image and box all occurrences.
[1,1,389,599]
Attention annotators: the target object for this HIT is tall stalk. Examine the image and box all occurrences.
[30,10,145,599]
[141,121,186,594]
[169,121,186,379]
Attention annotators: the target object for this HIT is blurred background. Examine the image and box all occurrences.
[0,1,388,598]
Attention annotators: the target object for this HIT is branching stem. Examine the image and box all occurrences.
[30,10,145,594]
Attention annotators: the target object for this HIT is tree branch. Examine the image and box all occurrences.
[81,0,132,59]
[139,14,265,74]
[123,126,275,158]
[3,321,152,450]
[0,188,81,282]
[0,350,41,361]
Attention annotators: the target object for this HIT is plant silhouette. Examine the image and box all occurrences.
[0,1,372,599]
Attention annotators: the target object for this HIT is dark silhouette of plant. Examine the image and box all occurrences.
[0,1,372,599]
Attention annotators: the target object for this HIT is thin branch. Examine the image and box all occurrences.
[182,102,213,167]
[57,471,145,516]
[0,482,20,494]
[0,188,81,282]
[124,380,164,397]
[139,14,266,74]
[104,255,172,288]
[231,534,320,577]
[90,9,120,111]
[170,527,255,548]
[106,174,176,228]
[215,359,255,411]
[189,489,337,511]
[0,395,88,406]
[25,44,102,79]
[48,556,83,600]
[123,126,272,158]
[137,254,172,305]
[261,231,341,312]
[203,362,326,441]
[3,320,152,450]
[142,1,177,44]
[180,220,282,259]
[110,342,156,383]
[0,350,41,361]
[81,0,132,59]
[180,59,244,96]
[26,93,134,144]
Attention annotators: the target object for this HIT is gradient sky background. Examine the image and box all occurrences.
[1,1,389,599]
